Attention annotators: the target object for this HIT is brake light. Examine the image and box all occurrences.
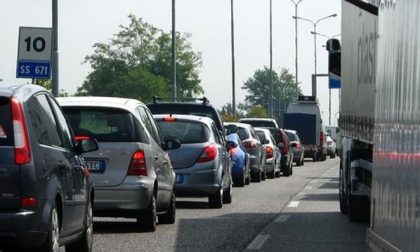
[127,150,147,176]
[75,135,90,141]
[266,146,273,159]
[11,98,31,165]
[243,140,257,149]
[196,144,218,163]
[21,197,38,207]
[163,116,176,122]
[320,132,325,146]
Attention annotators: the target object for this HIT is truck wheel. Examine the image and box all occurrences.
[347,189,370,222]
[339,184,348,215]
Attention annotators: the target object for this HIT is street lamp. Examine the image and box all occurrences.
[231,0,236,115]
[289,0,304,98]
[171,0,177,102]
[269,0,273,117]
[311,31,341,41]
[293,14,337,75]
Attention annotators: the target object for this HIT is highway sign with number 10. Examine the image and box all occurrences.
[16,27,52,79]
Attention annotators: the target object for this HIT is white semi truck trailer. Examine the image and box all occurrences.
[334,0,420,251]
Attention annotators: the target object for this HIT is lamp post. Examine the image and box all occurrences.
[52,0,59,97]
[289,0,304,98]
[293,14,337,75]
[269,0,273,117]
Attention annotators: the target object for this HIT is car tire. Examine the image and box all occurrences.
[40,201,60,252]
[275,170,281,178]
[138,194,157,232]
[233,170,245,187]
[209,188,223,208]
[245,173,251,185]
[313,153,317,162]
[66,200,93,252]
[223,183,232,204]
[295,159,301,166]
[267,169,275,179]
[158,192,176,224]
[331,153,336,159]
[282,164,291,177]
[261,169,266,181]
[301,158,304,166]
[252,171,261,182]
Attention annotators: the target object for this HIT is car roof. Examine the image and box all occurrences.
[57,96,144,110]
[224,122,253,129]
[240,118,275,122]
[0,83,46,100]
[284,129,298,135]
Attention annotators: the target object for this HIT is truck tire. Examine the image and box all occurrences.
[339,168,348,215]
[347,188,370,222]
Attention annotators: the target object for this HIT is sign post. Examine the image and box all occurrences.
[16,27,52,79]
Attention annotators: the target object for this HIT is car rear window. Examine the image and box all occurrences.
[157,120,210,144]
[240,120,276,128]
[285,132,298,141]
[237,127,250,141]
[148,103,224,132]
[62,107,148,143]
[0,97,13,146]
[256,131,267,143]
[269,129,282,144]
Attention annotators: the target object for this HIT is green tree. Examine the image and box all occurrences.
[247,105,269,118]
[77,14,203,101]
[241,67,301,124]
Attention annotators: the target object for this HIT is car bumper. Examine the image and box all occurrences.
[0,210,46,249]
[93,176,155,213]
[264,158,275,172]
[173,165,222,197]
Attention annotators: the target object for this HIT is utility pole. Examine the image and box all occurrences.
[52,0,59,97]
[269,0,273,117]
[171,0,177,102]
[231,0,236,115]
[289,0,304,98]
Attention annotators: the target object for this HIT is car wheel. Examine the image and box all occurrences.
[158,192,176,224]
[245,172,251,185]
[331,153,336,159]
[138,194,157,232]
[252,170,261,182]
[295,159,301,166]
[275,170,281,178]
[261,169,266,181]
[267,167,275,179]
[66,200,93,252]
[301,157,304,166]
[40,202,60,252]
[233,170,245,187]
[282,163,291,177]
[223,183,232,204]
[209,188,223,208]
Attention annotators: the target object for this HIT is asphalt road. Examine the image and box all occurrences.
[54,157,370,252]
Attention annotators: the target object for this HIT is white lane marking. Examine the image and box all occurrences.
[274,214,290,223]
[304,186,313,190]
[288,201,300,208]
[247,234,270,250]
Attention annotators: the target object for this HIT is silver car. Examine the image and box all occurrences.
[154,114,233,208]
[58,96,180,232]
[255,128,281,179]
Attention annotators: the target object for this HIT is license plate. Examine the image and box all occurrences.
[175,174,183,184]
[85,160,106,173]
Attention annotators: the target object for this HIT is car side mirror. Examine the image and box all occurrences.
[291,142,297,148]
[75,136,99,153]
[164,138,181,150]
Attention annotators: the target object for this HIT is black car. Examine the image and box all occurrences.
[0,84,98,251]
[147,97,225,135]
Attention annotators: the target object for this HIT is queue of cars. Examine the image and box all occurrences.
[0,86,336,251]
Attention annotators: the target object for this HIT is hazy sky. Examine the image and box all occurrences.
[1,0,341,125]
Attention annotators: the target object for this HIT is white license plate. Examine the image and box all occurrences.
[175,174,183,183]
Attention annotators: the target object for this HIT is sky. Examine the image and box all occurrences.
[1,0,341,126]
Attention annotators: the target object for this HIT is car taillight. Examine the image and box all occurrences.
[11,98,31,165]
[243,140,257,149]
[266,146,273,159]
[127,150,147,176]
[20,197,38,207]
[196,144,218,163]
[320,132,325,146]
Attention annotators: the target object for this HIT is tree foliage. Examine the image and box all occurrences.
[77,14,203,101]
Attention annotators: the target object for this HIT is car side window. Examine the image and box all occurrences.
[47,95,74,149]
[137,107,161,145]
[143,107,162,145]
[211,123,221,144]
[250,128,260,142]
[28,94,62,147]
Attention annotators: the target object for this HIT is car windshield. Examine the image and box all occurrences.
[0,97,13,146]
[63,107,146,143]
[157,120,210,144]
[256,131,267,143]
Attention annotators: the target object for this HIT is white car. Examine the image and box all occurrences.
[326,136,336,158]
